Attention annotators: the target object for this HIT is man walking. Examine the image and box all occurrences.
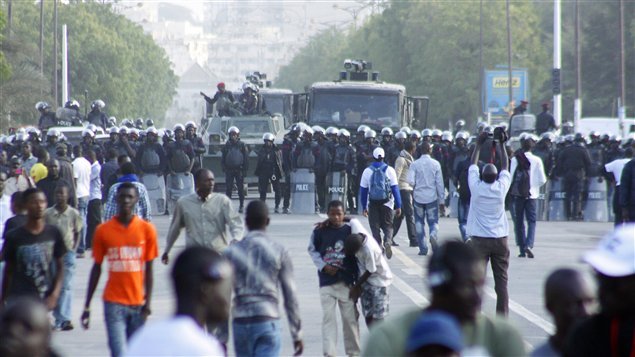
[72,146,91,257]
[225,200,304,357]
[103,162,151,222]
[308,200,361,357]
[81,182,158,357]
[359,148,402,259]
[125,247,231,356]
[510,134,546,258]
[406,142,445,256]
[37,159,73,207]
[392,141,417,247]
[466,132,511,316]
[85,150,102,251]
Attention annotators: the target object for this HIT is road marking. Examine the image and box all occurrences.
[392,247,555,335]
[392,275,429,306]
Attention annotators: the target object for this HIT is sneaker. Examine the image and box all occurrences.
[525,248,534,259]
[238,206,244,214]
[283,208,290,214]
[384,242,393,259]
[60,321,74,331]
[274,207,280,214]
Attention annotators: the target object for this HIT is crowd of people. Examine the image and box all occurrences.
[1,99,635,356]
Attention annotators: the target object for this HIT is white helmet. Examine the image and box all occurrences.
[326,126,339,136]
[357,125,370,133]
[421,129,432,137]
[364,130,377,139]
[441,131,453,142]
[400,126,411,135]
[35,101,50,111]
[455,131,470,142]
[82,129,95,138]
[108,127,119,134]
[119,126,129,135]
[311,125,325,135]
[263,132,275,142]
[431,129,442,137]
[129,128,139,137]
[228,126,240,135]
[91,99,105,110]
[173,124,185,132]
[185,121,197,129]
[146,127,158,135]
[86,124,98,133]
[410,130,422,139]
[338,129,351,138]
[47,129,61,138]
[303,127,314,136]
[395,131,407,140]
[381,127,393,136]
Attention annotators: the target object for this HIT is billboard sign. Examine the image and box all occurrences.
[482,68,530,118]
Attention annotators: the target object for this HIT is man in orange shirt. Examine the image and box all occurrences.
[80,182,158,357]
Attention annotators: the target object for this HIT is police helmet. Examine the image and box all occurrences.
[410,130,422,140]
[303,127,314,136]
[146,119,155,128]
[364,130,377,139]
[565,134,575,142]
[164,129,174,139]
[64,99,80,110]
[325,127,339,136]
[47,129,61,138]
[27,127,40,136]
[498,122,508,131]
[589,131,600,139]
[146,127,158,136]
[108,127,119,135]
[290,124,302,134]
[134,118,144,128]
[441,131,453,142]
[476,121,487,131]
[338,129,351,138]
[124,119,135,128]
[431,129,442,137]
[357,125,370,133]
[35,101,50,111]
[455,131,469,142]
[87,124,98,133]
[129,128,139,138]
[185,121,197,129]
[381,127,394,136]
[227,126,240,135]
[455,119,466,128]
[311,126,325,135]
[421,129,432,137]
[173,124,185,132]
[562,122,574,128]
[82,129,95,138]
[610,134,622,142]
[395,131,408,140]
[483,126,494,135]
[574,133,585,142]
[108,116,117,125]
[540,132,555,142]
[400,127,412,135]
[119,127,129,135]
[91,99,105,110]
[263,132,275,142]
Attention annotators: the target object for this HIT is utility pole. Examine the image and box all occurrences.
[574,0,581,129]
[505,0,513,114]
[53,0,58,106]
[617,0,626,136]
[62,24,68,104]
[553,0,562,126]
[39,0,44,94]
[7,0,12,40]
[479,0,484,116]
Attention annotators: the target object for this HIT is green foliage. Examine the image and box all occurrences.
[277,0,633,128]
[0,9,11,82]
[1,1,177,128]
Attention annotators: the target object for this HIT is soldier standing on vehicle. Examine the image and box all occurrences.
[201,82,236,117]
[255,133,283,213]
[36,102,57,130]
[281,125,301,214]
[535,102,556,135]
[222,126,249,213]
[185,121,206,172]
[86,100,108,130]
[512,100,529,116]
[63,100,84,125]
[332,129,356,213]
[238,82,265,115]
[555,134,591,221]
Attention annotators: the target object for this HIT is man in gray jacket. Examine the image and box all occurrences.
[225,200,304,357]
[392,141,417,247]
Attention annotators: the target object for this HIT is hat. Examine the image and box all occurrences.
[373,147,385,160]
[521,100,529,105]
[583,224,635,277]
[405,311,463,353]
[217,82,225,88]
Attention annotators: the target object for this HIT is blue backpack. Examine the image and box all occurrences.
[368,164,392,203]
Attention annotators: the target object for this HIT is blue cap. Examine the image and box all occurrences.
[405,311,463,353]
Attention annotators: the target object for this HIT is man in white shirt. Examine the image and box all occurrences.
[0,172,13,289]
[72,145,92,257]
[510,134,547,258]
[125,247,231,357]
[359,148,402,259]
[406,142,445,256]
[346,219,393,327]
[605,148,632,226]
[85,150,102,251]
[466,131,511,316]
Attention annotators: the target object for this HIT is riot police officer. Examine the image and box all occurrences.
[280,124,301,214]
[587,131,606,178]
[185,121,206,172]
[222,126,249,213]
[135,127,167,176]
[313,126,332,213]
[380,127,399,167]
[86,100,108,129]
[555,134,591,220]
[238,82,266,115]
[533,132,556,177]
[36,102,56,130]
[79,129,105,164]
[43,129,61,159]
[332,129,356,213]
[255,132,283,212]
[63,99,83,125]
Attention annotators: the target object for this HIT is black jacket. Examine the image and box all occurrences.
[555,144,591,178]
[619,159,635,207]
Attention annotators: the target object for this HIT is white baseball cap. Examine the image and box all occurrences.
[583,224,635,277]
[373,147,385,160]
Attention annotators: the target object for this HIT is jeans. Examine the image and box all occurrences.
[393,190,416,245]
[368,202,394,247]
[457,199,470,242]
[512,197,536,253]
[319,282,361,357]
[53,251,76,327]
[233,319,281,357]
[468,237,510,316]
[414,200,439,255]
[225,170,245,208]
[258,175,281,208]
[86,199,102,250]
[104,302,146,357]
[77,196,89,253]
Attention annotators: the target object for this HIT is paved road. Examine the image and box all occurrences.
[52,199,612,356]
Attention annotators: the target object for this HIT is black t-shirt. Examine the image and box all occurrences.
[2,214,27,240]
[565,314,635,357]
[2,225,67,299]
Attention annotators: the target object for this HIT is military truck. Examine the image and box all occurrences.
[292,59,429,131]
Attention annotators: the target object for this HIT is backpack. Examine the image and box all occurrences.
[140,147,161,172]
[510,158,531,198]
[225,144,244,170]
[296,146,316,169]
[368,164,392,203]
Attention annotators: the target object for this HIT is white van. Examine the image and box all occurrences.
[577,117,635,137]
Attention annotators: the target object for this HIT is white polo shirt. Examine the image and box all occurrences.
[360,163,399,209]
[605,158,631,186]
[350,219,393,287]
[72,156,92,198]
[510,152,547,199]
[466,165,511,238]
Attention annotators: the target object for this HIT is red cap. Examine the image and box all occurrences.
[217,82,225,88]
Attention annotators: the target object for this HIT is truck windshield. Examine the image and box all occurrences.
[261,94,290,116]
[221,118,273,138]
[310,91,400,130]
